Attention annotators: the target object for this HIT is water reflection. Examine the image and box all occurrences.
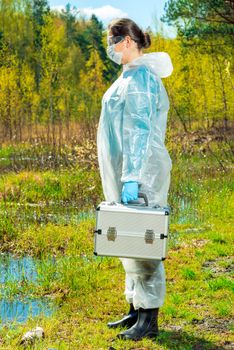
[0,254,56,326]
[0,204,95,226]
[0,255,37,283]
[170,197,202,225]
[0,298,54,325]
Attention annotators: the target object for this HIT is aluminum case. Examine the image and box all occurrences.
[94,195,170,260]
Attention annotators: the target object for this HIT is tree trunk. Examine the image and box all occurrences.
[215,54,228,130]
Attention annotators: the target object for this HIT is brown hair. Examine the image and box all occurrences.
[108,18,151,50]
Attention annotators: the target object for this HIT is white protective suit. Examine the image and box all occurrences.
[97,52,173,309]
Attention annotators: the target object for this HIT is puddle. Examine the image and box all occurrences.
[0,253,103,326]
[0,298,54,325]
[0,255,37,283]
[177,198,200,224]
[0,153,81,172]
[169,196,202,225]
[0,204,95,226]
[0,254,56,326]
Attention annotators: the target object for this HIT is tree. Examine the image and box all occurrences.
[0,49,21,140]
[31,0,50,89]
[74,14,120,82]
[161,0,234,44]
[39,14,66,143]
[77,49,107,137]
[60,3,79,47]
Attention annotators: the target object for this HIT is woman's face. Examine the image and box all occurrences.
[107,31,138,65]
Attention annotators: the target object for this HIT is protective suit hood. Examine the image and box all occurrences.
[123,52,173,78]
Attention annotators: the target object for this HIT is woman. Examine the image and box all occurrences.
[97,18,173,341]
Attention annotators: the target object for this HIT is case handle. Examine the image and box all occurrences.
[138,192,149,206]
[121,192,149,207]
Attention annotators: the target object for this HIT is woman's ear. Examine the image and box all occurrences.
[125,35,131,48]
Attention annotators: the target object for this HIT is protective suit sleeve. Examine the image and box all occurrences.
[121,67,158,184]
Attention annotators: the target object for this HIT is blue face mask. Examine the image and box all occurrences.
[106,36,125,65]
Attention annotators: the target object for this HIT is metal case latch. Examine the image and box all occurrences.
[107,227,117,241]
[145,229,155,244]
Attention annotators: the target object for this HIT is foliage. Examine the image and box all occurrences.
[0,0,233,143]
[162,0,234,43]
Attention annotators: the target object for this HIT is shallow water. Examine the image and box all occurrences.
[1,196,199,227]
[0,203,95,226]
[0,254,56,326]
[176,197,200,224]
[0,298,54,325]
[0,196,203,327]
[0,255,37,283]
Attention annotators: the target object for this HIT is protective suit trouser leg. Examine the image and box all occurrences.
[120,258,166,310]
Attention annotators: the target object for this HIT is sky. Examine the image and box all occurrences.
[48,0,177,38]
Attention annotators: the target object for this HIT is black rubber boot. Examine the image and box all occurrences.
[107,303,138,329]
[117,307,159,340]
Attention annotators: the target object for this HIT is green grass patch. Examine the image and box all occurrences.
[0,143,233,349]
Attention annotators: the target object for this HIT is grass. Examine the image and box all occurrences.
[0,141,233,349]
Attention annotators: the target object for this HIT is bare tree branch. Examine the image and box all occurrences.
[213,8,234,24]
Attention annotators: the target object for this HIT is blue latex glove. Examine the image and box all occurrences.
[121,181,138,204]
